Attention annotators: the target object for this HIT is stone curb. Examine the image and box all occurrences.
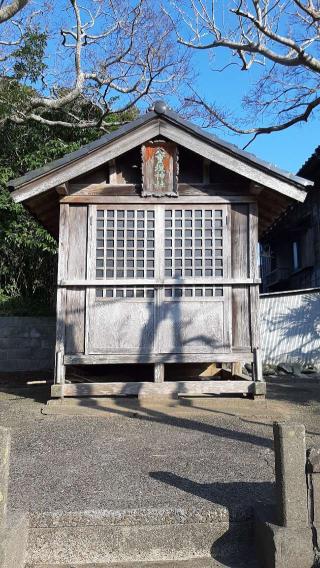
[28,504,253,528]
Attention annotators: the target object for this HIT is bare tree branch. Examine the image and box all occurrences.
[171,0,320,139]
[186,92,320,148]
[0,0,28,24]
[0,0,190,129]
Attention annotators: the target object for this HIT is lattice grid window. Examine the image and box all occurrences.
[96,209,155,279]
[164,287,223,298]
[96,287,155,299]
[164,208,224,278]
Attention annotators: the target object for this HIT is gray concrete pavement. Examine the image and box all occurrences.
[0,376,319,517]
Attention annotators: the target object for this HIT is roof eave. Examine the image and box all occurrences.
[9,110,158,198]
[163,110,313,193]
[8,106,313,206]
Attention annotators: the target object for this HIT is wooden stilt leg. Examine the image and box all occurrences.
[154,363,165,383]
[55,351,65,399]
[253,347,263,382]
[232,362,243,376]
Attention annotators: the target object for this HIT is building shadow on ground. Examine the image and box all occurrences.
[149,471,273,567]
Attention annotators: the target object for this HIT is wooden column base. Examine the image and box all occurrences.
[154,363,165,383]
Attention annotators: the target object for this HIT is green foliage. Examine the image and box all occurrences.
[0,81,138,315]
[13,26,47,83]
[0,291,55,316]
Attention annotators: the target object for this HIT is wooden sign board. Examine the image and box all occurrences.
[141,141,178,197]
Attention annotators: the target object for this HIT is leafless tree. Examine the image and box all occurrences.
[170,0,320,145]
[0,0,189,129]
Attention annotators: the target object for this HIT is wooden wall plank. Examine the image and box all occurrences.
[231,204,249,278]
[65,288,86,354]
[55,204,69,383]
[230,205,252,350]
[232,287,250,349]
[249,202,259,279]
[67,206,88,279]
[65,206,88,354]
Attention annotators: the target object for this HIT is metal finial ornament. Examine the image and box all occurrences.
[149,100,169,114]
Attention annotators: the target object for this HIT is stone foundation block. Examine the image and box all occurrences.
[0,512,28,568]
[254,505,314,568]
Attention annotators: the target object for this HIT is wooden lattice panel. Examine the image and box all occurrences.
[95,209,155,279]
[164,286,223,298]
[96,287,155,299]
[164,208,224,279]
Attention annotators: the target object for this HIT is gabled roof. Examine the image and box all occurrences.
[9,102,312,201]
[8,100,313,239]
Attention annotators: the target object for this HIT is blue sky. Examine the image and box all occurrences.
[187,50,319,177]
[39,0,319,178]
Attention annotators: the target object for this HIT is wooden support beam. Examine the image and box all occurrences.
[202,158,210,184]
[249,182,263,195]
[109,159,117,184]
[51,380,257,398]
[55,350,65,386]
[154,363,165,383]
[64,352,255,365]
[58,277,261,287]
[232,362,243,376]
[199,363,219,377]
[60,194,258,204]
[56,183,69,196]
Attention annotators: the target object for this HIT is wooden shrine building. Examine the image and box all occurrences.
[8,101,312,399]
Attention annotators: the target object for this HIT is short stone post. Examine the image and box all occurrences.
[0,427,28,568]
[0,428,10,567]
[0,428,10,528]
[273,422,309,527]
[254,422,314,568]
[306,447,320,552]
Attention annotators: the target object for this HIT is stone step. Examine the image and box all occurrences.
[26,505,256,565]
[26,557,258,567]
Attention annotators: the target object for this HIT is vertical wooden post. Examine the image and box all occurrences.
[202,158,210,184]
[232,362,243,376]
[55,203,68,394]
[248,202,264,384]
[154,363,165,383]
[109,159,117,184]
[253,347,263,383]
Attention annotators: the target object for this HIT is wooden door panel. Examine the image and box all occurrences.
[88,291,155,354]
[85,204,231,357]
[158,299,226,354]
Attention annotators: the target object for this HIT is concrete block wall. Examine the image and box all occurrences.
[0,317,56,373]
